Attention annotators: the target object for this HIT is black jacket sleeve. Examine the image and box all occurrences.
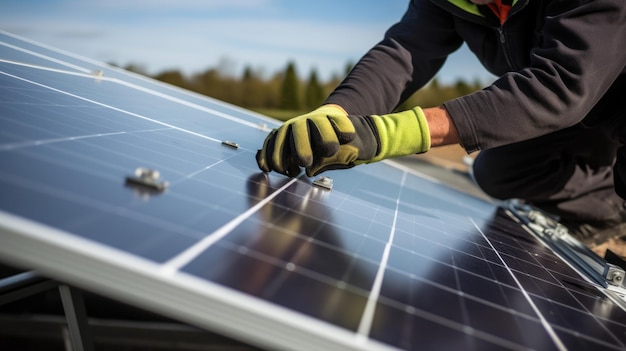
[326,0,626,154]
[445,0,626,152]
[324,0,463,115]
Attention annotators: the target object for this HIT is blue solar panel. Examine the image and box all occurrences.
[1,30,625,351]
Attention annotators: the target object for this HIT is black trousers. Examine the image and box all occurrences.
[472,125,624,223]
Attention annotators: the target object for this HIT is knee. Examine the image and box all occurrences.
[472,151,520,200]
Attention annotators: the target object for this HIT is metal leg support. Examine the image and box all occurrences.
[59,285,94,351]
[0,271,57,306]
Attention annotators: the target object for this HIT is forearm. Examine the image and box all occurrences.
[423,106,460,147]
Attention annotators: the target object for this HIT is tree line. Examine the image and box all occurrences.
[121,61,485,120]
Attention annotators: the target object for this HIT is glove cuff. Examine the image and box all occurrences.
[369,107,431,162]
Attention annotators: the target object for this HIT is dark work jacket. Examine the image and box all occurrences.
[325,0,626,153]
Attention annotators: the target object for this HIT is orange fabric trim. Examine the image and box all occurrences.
[487,0,511,25]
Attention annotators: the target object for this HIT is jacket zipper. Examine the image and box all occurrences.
[434,0,529,71]
[496,0,529,71]
[498,26,514,70]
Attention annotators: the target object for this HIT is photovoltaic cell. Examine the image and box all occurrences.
[1,30,625,351]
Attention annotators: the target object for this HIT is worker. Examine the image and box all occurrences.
[256,0,626,247]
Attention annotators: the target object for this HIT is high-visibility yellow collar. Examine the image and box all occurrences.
[445,0,519,17]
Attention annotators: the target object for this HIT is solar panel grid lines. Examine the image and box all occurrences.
[356,171,408,341]
[0,211,397,351]
[472,218,567,350]
[0,29,280,130]
[2,31,626,351]
[0,41,93,74]
[161,177,301,274]
[478,214,626,350]
[505,229,626,347]
[0,56,269,134]
[0,69,226,144]
[0,28,100,74]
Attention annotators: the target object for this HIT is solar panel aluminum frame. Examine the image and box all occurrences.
[505,202,626,311]
[0,210,398,351]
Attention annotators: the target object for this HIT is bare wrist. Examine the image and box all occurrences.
[423,106,460,147]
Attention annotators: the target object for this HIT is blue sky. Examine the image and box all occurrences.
[1,0,494,84]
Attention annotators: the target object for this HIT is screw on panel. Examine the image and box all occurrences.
[312,176,333,191]
[125,167,168,192]
[606,264,626,287]
[221,140,239,149]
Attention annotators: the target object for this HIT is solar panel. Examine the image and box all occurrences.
[1,29,626,351]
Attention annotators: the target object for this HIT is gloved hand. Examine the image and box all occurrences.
[256,105,431,177]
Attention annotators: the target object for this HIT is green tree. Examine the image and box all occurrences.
[264,72,284,109]
[123,63,148,76]
[396,77,484,111]
[191,68,225,100]
[454,79,474,96]
[430,77,440,91]
[153,69,187,88]
[344,61,355,76]
[280,61,300,110]
[240,66,265,108]
[304,69,325,109]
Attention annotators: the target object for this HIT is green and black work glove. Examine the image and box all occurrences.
[256,105,431,177]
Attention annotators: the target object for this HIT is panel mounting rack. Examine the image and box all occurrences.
[506,200,626,291]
